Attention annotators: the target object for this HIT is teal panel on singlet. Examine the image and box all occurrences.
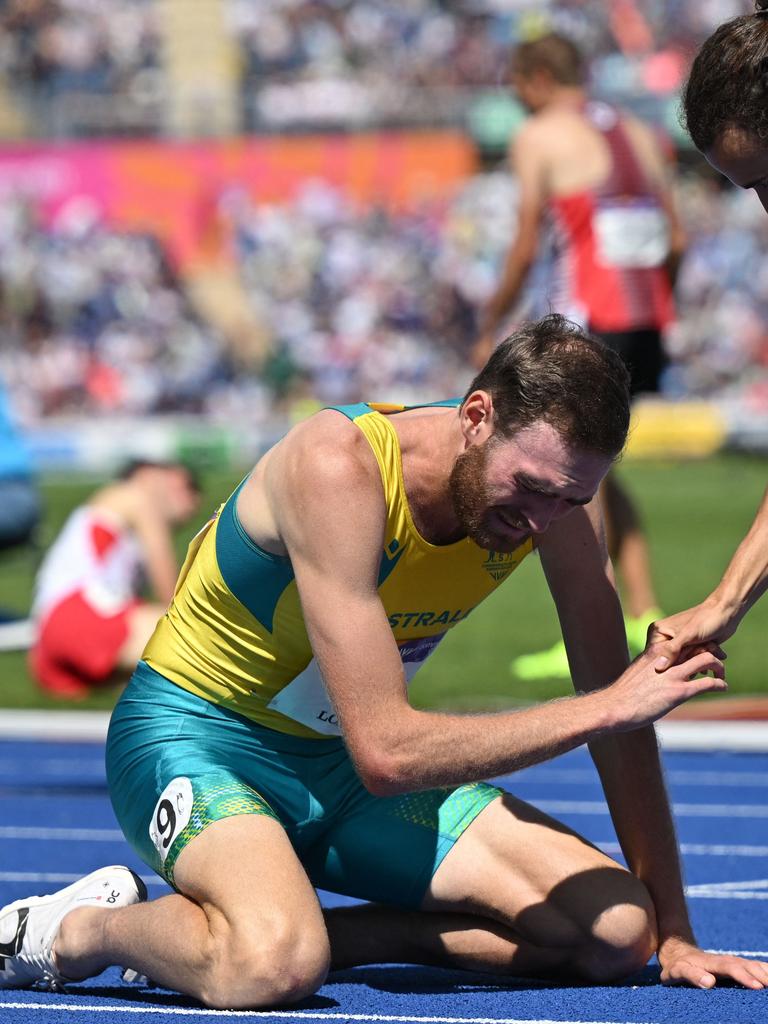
[214,477,295,634]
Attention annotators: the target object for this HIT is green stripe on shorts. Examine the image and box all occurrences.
[163,771,279,887]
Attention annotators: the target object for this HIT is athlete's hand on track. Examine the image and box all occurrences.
[658,937,768,989]
[647,601,737,672]
[602,643,726,731]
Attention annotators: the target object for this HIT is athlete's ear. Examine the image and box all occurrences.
[461,391,495,443]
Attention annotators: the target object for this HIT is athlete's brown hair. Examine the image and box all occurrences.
[511,33,585,87]
[464,314,630,460]
[682,3,768,152]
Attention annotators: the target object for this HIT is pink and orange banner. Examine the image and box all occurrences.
[0,133,475,272]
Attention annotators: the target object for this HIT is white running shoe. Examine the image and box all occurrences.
[0,866,147,991]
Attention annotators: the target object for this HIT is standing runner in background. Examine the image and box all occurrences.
[650,1,768,663]
[29,459,200,698]
[475,32,686,680]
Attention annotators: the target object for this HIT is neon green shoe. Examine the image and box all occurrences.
[624,607,662,656]
[511,608,663,681]
[510,639,571,681]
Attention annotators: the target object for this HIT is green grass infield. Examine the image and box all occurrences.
[1,454,766,712]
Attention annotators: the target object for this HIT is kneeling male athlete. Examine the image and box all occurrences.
[2,315,765,1006]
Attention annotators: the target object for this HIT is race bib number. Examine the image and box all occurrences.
[593,200,670,269]
[149,777,193,864]
[266,634,446,736]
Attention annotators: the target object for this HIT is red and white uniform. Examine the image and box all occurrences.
[547,101,674,332]
[30,507,144,696]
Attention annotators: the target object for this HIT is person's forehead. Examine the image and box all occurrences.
[706,126,768,187]
[493,422,576,472]
[491,421,610,489]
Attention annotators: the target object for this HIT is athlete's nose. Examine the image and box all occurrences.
[525,496,565,534]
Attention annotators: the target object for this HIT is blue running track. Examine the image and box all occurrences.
[0,738,766,1023]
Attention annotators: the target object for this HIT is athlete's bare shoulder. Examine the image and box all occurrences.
[510,116,552,155]
[270,408,381,490]
[238,409,385,558]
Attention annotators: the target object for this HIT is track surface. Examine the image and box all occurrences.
[1,739,766,1023]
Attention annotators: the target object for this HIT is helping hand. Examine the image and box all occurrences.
[647,600,737,672]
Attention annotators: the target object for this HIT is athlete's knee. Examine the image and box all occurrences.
[576,896,657,983]
[200,917,330,1010]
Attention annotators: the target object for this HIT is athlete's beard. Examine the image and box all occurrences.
[449,439,529,552]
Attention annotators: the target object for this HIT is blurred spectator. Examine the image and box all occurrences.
[29,458,200,697]
[0,371,40,552]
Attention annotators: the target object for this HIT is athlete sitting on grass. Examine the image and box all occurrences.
[28,459,201,698]
[1,315,766,1007]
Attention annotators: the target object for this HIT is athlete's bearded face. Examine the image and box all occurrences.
[706,126,768,214]
[449,421,612,553]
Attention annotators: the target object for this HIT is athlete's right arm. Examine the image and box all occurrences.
[473,125,548,368]
[265,419,725,796]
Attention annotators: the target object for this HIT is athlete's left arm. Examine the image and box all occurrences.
[127,504,179,606]
[538,498,768,990]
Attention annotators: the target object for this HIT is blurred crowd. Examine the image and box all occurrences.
[224,171,768,417]
[227,0,753,131]
[0,0,755,137]
[0,0,162,136]
[0,196,233,423]
[1,170,767,426]
[668,180,768,413]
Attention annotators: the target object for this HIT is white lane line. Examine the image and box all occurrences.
[0,826,124,841]
[688,879,768,891]
[0,759,104,775]
[515,769,768,788]
[687,892,768,900]
[0,1009,661,1024]
[0,871,166,887]
[686,878,768,900]
[599,841,768,857]
[708,949,768,958]
[535,800,768,818]
[656,721,768,751]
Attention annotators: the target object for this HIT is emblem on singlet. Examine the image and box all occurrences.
[481,551,519,582]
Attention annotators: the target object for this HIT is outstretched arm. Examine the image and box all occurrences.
[651,486,768,667]
[538,497,766,990]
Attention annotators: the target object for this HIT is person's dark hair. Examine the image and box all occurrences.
[117,458,201,495]
[682,3,768,152]
[512,33,585,87]
[464,314,630,460]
